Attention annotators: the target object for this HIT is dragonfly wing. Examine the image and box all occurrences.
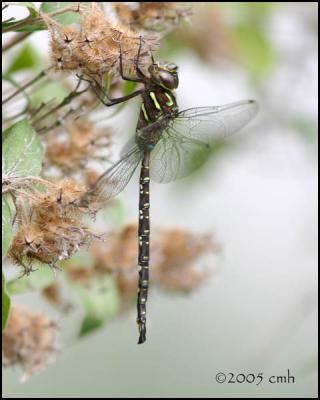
[120,135,138,157]
[150,132,211,183]
[174,100,258,143]
[79,145,143,207]
[150,100,258,183]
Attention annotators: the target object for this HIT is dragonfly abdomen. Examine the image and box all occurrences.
[137,151,151,344]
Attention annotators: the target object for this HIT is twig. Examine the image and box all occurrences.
[2,69,49,105]
[2,31,32,52]
[32,85,88,126]
[29,100,55,119]
[36,105,84,135]
[2,4,81,33]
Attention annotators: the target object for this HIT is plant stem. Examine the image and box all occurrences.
[2,4,81,33]
[2,31,32,52]
[32,87,88,126]
[2,70,49,105]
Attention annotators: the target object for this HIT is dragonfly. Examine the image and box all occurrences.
[77,40,258,344]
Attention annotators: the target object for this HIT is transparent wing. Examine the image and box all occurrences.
[173,100,258,143]
[79,145,143,206]
[120,135,138,157]
[150,100,258,183]
[150,132,211,183]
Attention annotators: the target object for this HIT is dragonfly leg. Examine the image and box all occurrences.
[76,73,143,106]
[135,36,149,80]
[119,40,144,83]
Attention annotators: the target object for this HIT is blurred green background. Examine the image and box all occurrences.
[2,2,318,398]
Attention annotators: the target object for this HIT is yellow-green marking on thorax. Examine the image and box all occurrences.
[149,91,161,110]
[141,102,149,121]
[165,92,174,107]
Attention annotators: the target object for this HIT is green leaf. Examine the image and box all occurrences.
[40,2,81,25]
[157,32,185,60]
[71,275,119,337]
[2,18,41,33]
[2,3,38,32]
[172,143,213,181]
[10,1,38,17]
[80,315,104,336]
[2,119,43,177]
[122,81,137,97]
[63,251,95,269]
[2,195,15,259]
[7,265,56,295]
[2,272,11,331]
[29,81,67,109]
[232,24,275,80]
[219,2,274,22]
[3,2,81,32]
[176,141,231,186]
[6,43,41,75]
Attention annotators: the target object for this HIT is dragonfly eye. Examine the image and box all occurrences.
[158,70,179,90]
[165,62,178,71]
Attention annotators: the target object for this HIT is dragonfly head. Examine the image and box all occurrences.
[148,61,179,90]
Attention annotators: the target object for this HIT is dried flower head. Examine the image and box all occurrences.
[93,223,139,273]
[84,169,101,187]
[113,2,192,34]
[2,305,58,382]
[42,283,72,312]
[8,179,103,274]
[66,264,94,286]
[8,217,99,273]
[152,228,220,293]
[32,179,87,220]
[42,13,81,73]
[45,118,112,175]
[68,223,220,305]
[42,2,159,80]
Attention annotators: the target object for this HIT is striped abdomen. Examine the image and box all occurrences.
[137,151,150,343]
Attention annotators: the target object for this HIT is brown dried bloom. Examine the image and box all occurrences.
[8,179,103,274]
[42,13,81,72]
[171,5,234,64]
[42,283,73,312]
[66,264,95,287]
[113,2,192,34]
[84,169,101,187]
[2,305,58,382]
[32,179,87,217]
[73,223,219,304]
[64,225,140,303]
[9,217,99,273]
[152,228,219,292]
[42,2,158,80]
[93,224,139,273]
[45,118,112,175]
